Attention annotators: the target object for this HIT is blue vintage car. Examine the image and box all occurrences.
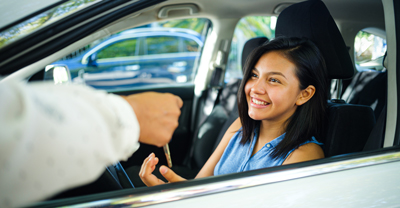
[51,27,204,89]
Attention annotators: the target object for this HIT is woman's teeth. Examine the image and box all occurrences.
[252,98,268,105]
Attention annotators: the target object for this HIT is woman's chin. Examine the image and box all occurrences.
[248,112,264,121]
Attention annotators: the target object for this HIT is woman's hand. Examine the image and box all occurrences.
[139,153,186,187]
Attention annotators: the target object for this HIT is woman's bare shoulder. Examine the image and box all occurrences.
[282,142,324,165]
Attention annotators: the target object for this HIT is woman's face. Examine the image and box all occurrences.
[245,51,304,124]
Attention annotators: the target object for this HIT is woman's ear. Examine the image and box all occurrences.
[296,85,316,106]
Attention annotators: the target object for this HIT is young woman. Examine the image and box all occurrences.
[139,37,328,186]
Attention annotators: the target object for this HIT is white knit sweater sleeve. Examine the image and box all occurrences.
[0,80,140,208]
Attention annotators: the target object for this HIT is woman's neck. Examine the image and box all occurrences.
[251,120,286,157]
[258,120,286,143]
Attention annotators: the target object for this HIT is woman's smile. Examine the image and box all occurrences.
[250,97,270,108]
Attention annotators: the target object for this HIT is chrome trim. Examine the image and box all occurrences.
[67,151,400,207]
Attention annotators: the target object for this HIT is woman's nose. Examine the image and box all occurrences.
[251,80,266,94]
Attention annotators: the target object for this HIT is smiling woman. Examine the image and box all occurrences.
[238,37,328,162]
[1,0,399,206]
[139,37,327,186]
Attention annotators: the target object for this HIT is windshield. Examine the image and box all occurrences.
[0,0,103,50]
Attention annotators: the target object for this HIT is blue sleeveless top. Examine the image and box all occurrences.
[214,128,322,176]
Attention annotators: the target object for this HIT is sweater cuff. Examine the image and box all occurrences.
[107,94,140,160]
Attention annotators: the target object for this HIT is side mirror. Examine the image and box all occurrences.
[87,53,98,67]
[44,64,72,84]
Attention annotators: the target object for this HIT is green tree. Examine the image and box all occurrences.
[160,18,208,33]
[0,0,97,48]
[236,16,275,39]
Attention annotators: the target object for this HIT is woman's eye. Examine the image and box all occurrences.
[269,78,281,83]
[250,73,258,78]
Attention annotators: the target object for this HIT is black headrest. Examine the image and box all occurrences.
[241,37,269,70]
[275,0,354,79]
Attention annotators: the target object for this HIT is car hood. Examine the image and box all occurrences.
[0,0,63,30]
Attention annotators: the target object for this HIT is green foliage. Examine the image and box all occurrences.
[0,0,97,48]
[97,39,138,59]
[236,16,275,39]
[356,31,373,40]
[160,18,208,33]
[146,36,179,54]
[354,31,386,64]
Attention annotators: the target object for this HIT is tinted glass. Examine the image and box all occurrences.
[97,39,138,59]
[47,18,209,91]
[183,38,200,52]
[146,36,179,54]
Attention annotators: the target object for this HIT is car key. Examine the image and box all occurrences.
[163,144,173,168]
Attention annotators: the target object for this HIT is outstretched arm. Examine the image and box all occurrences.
[0,79,182,207]
[139,117,241,186]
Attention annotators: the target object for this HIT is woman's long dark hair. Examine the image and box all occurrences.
[237,36,328,160]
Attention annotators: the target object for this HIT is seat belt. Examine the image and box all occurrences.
[106,164,123,189]
[106,162,135,189]
[199,66,224,125]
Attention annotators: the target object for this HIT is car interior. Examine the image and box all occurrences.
[46,0,387,196]
[0,0,398,206]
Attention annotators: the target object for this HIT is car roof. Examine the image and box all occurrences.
[0,0,384,33]
[164,0,383,24]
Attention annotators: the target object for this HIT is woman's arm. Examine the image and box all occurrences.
[195,117,241,178]
[282,143,324,165]
[139,117,242,185]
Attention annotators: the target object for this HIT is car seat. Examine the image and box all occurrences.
[341,53,388,151]
[342,52,388,120]
[363,53,388,151]
[275,0,376,157]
